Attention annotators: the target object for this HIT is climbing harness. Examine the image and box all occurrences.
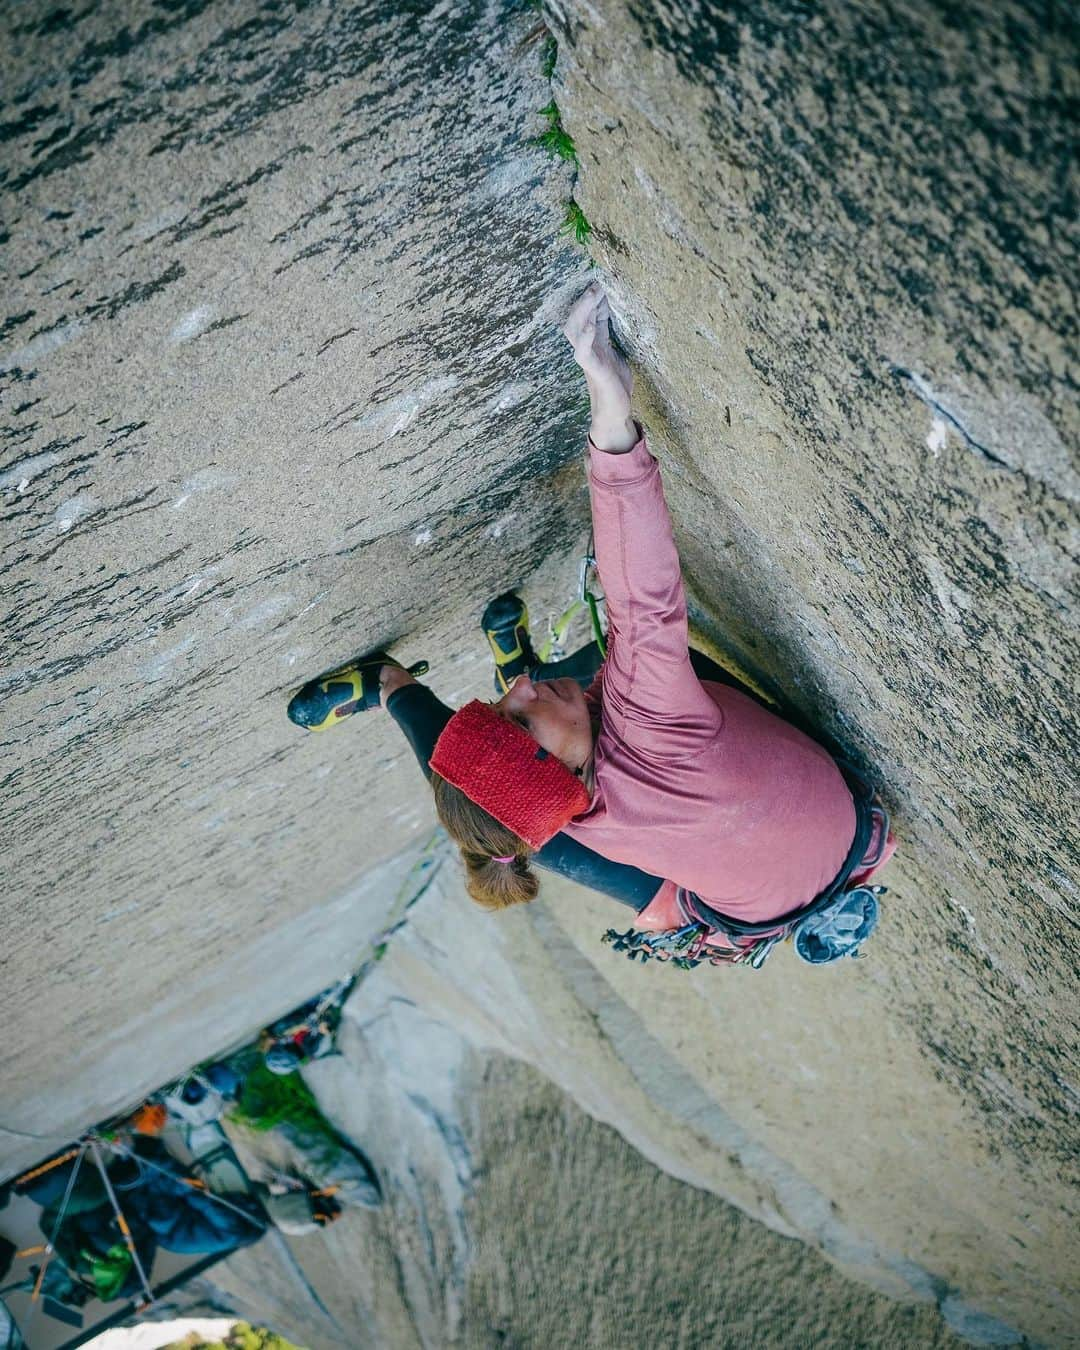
[604,766,889,971]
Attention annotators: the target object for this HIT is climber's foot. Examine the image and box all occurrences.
[287,651,429,730]
[481,592,537,695]
[378,662,418,706]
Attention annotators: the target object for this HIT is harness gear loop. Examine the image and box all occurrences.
[603,763,889,971]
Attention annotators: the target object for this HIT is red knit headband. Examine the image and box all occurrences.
[428,700,591,851]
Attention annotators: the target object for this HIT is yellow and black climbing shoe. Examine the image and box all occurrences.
[482,592,537,695]
[287,651,429,731]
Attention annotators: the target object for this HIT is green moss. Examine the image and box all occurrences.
[540,32,557,79]
[532,99,580,167]
[523,16,592,255]
[559,199,592,246]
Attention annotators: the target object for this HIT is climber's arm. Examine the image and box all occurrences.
[587,423,720,752]
[561,283,719,753]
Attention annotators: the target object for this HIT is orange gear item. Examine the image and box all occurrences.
[130,1102,167,1135]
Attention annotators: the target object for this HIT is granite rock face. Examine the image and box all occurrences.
[1,0,595,1157]
[2,0,1076,1346]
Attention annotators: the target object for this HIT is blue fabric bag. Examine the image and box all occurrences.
[792,886,880,964]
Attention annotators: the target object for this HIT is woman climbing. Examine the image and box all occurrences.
[288,282,895,968]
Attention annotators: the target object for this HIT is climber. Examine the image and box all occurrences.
[288,282,895,966]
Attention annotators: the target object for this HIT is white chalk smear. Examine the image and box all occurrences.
[478,157,535,202]
[926,416,949,456]
[921,553,971,625]
[413,527,433,547]
[166,564,222,600]
[353,374,460,440]
[238,594,293,629]
[486,511,517,540]
[100,901,141,924]
[55,493,99,532]
[0,450,62,493]
[170,305,215,343]
[171,467,237,508]
[0,318,85,373]
[139,635,196,682]
[488,381,531,414]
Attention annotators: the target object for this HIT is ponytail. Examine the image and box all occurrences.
[430,772,540,910]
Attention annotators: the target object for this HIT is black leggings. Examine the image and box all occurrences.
[386,644,776,912]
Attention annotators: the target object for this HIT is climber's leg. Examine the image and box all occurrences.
[533,641,605,688]
[384,682,454,781]
[482,585,779,705]
[534,638,777,708]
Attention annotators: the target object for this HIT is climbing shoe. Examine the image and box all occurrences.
[481,591,537,694]
[287,651,429,731]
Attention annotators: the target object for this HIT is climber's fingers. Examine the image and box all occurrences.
[593,294,611,344]
[562,285,613,380]
[561,281,605,354]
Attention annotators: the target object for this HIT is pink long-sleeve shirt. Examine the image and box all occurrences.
[561,421,870,924]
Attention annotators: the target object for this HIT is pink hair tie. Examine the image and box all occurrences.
[492,854,515,864]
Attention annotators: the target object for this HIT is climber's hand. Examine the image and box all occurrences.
[561,281,634,416]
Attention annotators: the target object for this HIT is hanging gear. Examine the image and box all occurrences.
[264,1043,306,1077]
[536,547,609,665]
[579,538,607,659]
[261,972,355,1074]
[14,1134,157,1337]
[287,651,429,730]
[162,1072,225,1126]
[86,1138,155,1305]
[604,766,889,970]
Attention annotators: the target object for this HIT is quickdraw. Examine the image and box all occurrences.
[602,922,782,970]
[539,538,607,663]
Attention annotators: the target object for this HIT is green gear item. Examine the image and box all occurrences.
[85,1242,133,1302]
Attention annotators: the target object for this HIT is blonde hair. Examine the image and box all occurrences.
[430,772,540,910]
